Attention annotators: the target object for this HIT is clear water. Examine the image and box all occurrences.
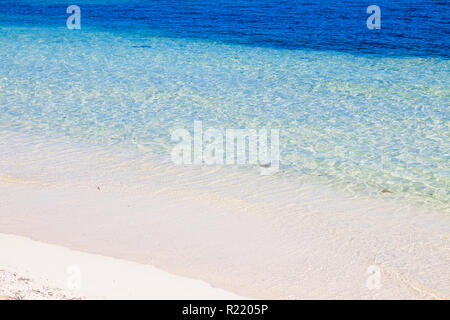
[0,0,449,211]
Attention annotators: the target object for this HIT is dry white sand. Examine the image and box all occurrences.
[0,233,243,300]
[0,266,80,300]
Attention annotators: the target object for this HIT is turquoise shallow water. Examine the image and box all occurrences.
[0,24,449,211]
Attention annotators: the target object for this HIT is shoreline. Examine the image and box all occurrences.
[0,131,449,299]
[0,233,243,300]
[1,177,449,299]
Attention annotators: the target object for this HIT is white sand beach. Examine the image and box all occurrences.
[1,177,449,300]
[0,131,449,300]
[0,233,243,300]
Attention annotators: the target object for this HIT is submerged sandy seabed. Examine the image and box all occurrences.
[0,130,449,299]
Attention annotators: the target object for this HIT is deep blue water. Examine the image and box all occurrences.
[0,0,449,57]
